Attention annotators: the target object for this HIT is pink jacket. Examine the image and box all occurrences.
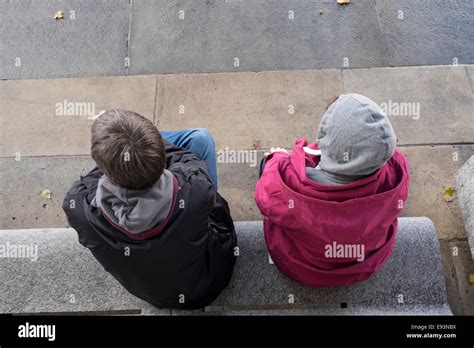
[255,139,410,287]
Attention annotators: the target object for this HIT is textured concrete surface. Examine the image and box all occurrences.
[129,0,387,75]
[341,65,474,145]
[467,65,474,91]
[1,0,473,79]
[0,218,452,315]
[0,156,94,229]
[218,150,265,223]
[445,241,474,315]
[155,69,342,150]
[439,240,464,315]
[375,0,474,67]
[207,219,450,312]
[399,145,474,240]
[0,0,129,80]
[0,228,170,314]
[156,65,473,149]
[3,146,472,234]
[455,156,474,259]
[1,66,471,158]
[0,76,157,157]
[170,305,452,316]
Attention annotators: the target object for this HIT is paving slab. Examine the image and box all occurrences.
[155,69,343,150]
[155,65,473,149]
[218,151,265,223]
[0,156,94,230]
[439,240,464,315]
[0,76,157,157]
[0,0,129,80]
[466,65,474,93]
[2,145,473,240]
[1,0,473,80]
[455,156,474,259]
[0,153,265,230]
[447,241,474,315]
[1,65,471,159]
[375,0,474,67]
[341,65,474,145]
[0,228,170,315]
[399,145,474,240]
[129,0,387,75]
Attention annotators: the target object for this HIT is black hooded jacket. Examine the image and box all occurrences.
[63,141,237,309]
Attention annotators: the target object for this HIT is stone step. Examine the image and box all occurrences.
[1,0,473,79]
[1,145,472,242]
[0,218,452,315]
[1,65,473,158]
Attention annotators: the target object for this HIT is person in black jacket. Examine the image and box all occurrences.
[62,109,237,309]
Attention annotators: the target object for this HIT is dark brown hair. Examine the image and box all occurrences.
[91,109,166,190]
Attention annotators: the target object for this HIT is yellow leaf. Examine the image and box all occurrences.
[469,274,474,284]
[40,189,52,199]
[53,11,64,20]
[442,186,455,202]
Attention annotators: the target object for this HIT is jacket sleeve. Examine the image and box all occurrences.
[164,140,235,241]
[62,166,103,226]
[254,152,288,218]
[210,193,235,238]
[64,166,103,205]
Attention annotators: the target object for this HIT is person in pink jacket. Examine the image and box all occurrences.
[255,93,410,287]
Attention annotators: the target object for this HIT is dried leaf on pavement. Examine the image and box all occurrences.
[40,189,52,199]
[442,186,455,202]
[53,11,64,20]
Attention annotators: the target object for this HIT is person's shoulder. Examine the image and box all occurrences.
[63,167,102,219]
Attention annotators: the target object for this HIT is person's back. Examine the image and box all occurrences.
[63,110,237,309]
[255,93,410,287]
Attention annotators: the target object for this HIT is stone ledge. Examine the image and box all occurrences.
[0,217,452,315]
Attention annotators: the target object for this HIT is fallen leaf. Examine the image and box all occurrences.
[337,0,350,4]
[53,11,64,20]
[40,189,52,199]
[319,10,324,15]
[469,274,474,284]
[442,186,455,202]
[252,139,262,149]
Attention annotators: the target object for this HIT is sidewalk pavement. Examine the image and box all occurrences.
[1,0,473,79]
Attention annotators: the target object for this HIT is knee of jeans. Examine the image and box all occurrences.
[192,128,215,149]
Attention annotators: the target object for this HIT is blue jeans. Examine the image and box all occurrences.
[161,128,218,190]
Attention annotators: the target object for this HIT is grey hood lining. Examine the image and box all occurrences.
[92,169,175,234]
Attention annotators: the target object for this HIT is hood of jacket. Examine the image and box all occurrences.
[91,169,177,240]
[317,93,397,178]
